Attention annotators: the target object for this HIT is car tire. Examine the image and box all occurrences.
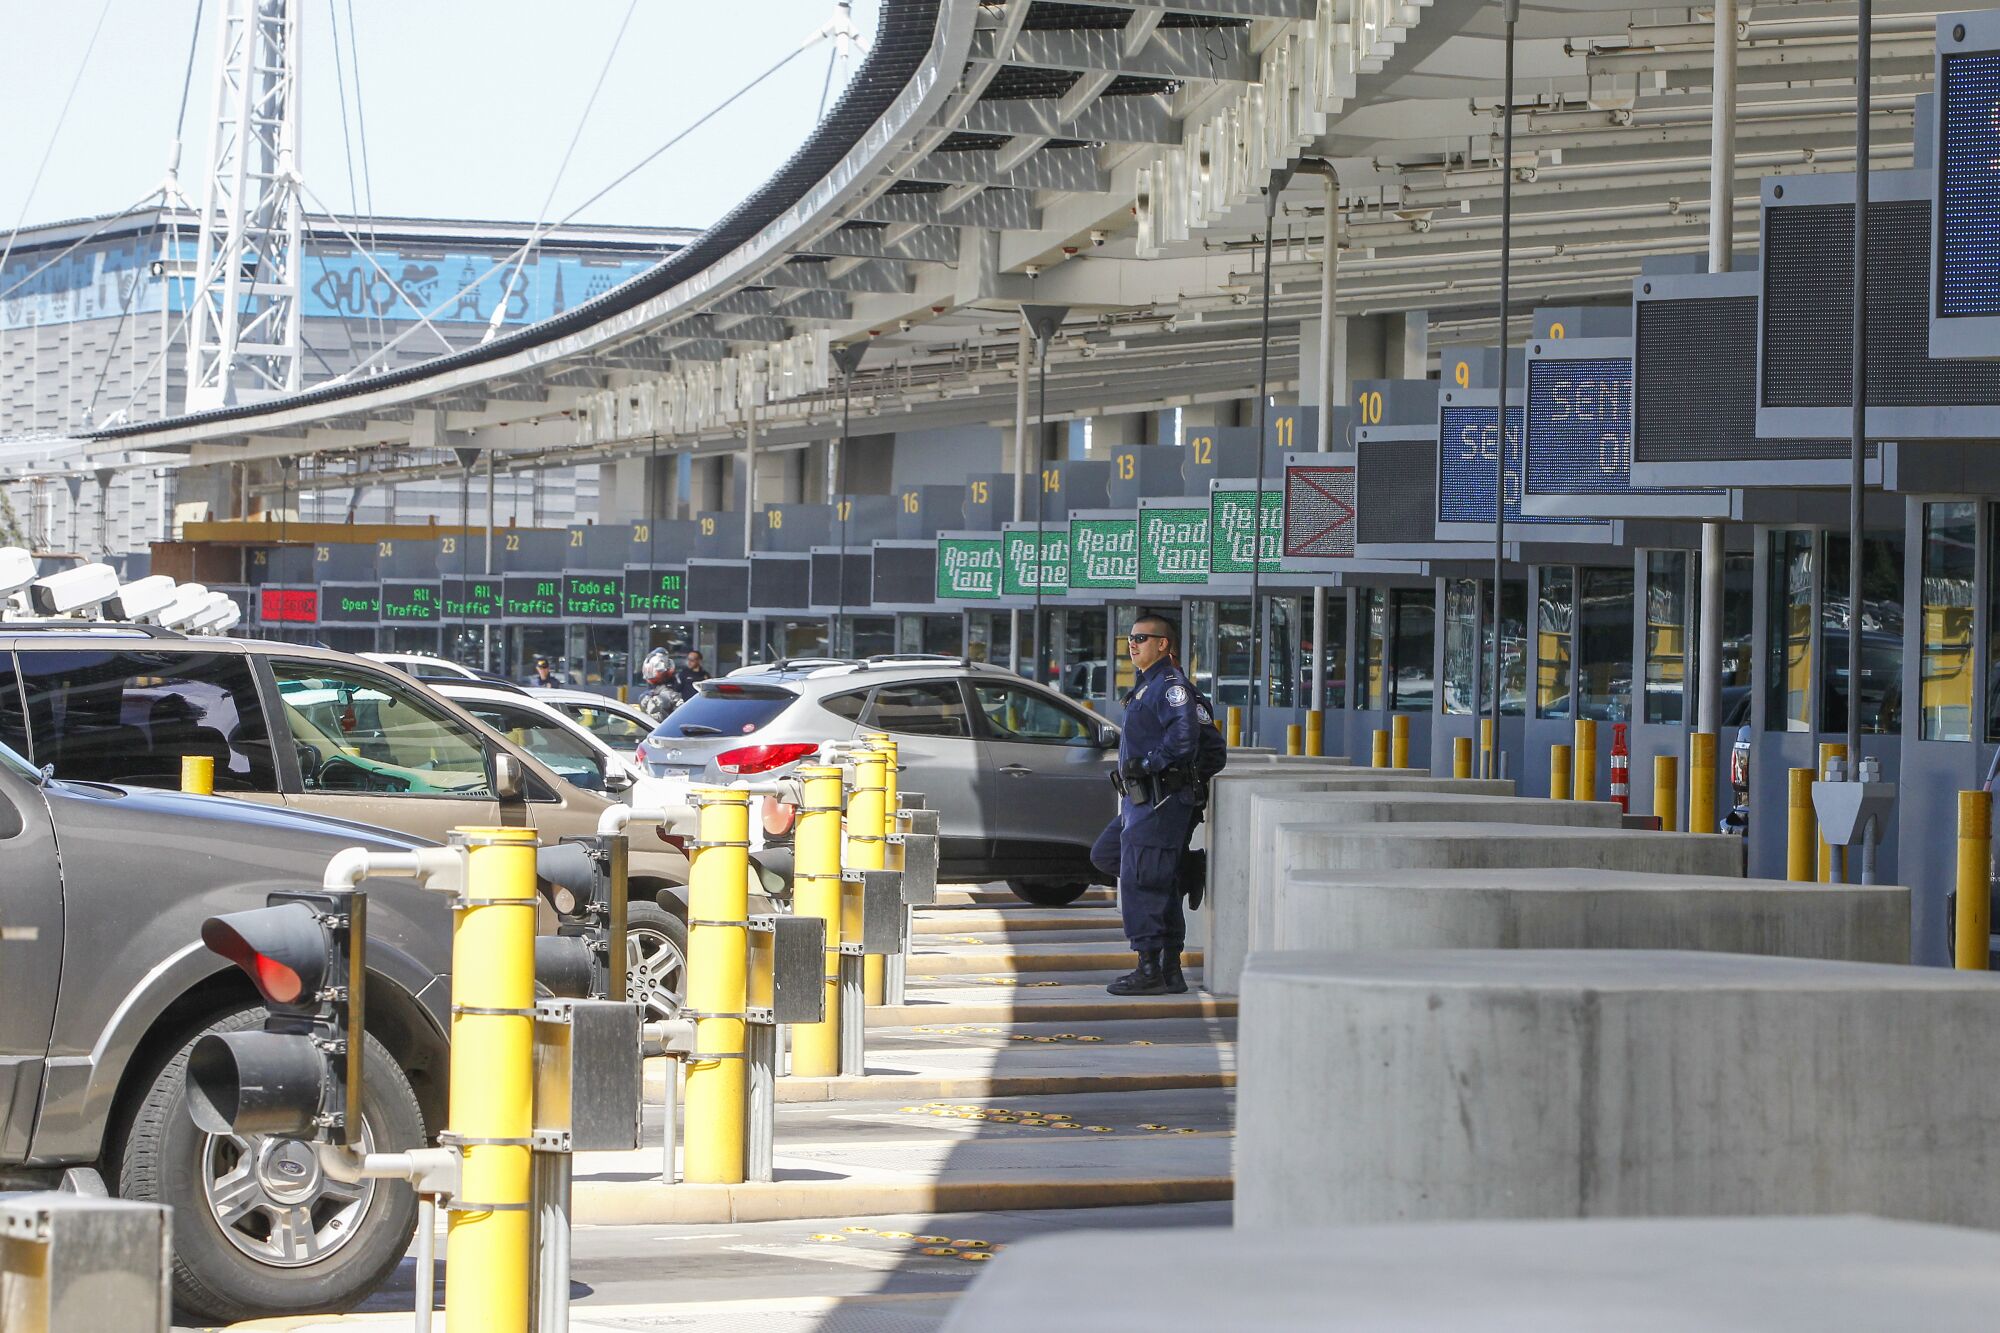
[116,1007,424,1324]
[1007,879,1092,907]
[626,898,689,1021]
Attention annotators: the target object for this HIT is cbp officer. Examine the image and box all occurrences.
[1089,613,1223,995]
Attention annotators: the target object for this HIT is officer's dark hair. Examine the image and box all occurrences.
[1133,612,1179,651]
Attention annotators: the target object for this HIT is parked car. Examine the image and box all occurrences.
[526,687,659,752]
[0,625,690,1021]
[362,651,511,685]
[1723,686,1753,835]
[638,656,1120,905]
[431,680,646,792]
[0,735,449,1321]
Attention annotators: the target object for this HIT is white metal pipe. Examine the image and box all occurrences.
[1699,0,1737,745]
[1009,321,1029,674]
[1309,173,1337,716]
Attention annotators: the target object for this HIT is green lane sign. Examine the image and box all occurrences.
[1138,505,1209,584]
[626,568,685,617]
[441,577,500,620]
[936,536,1002,600]
[1209,487,1284,573]
[380,583,440,622]
[563,574,624,620]
[1069,516,1138,589]
[502,575,560,619]
[1002,527,1068,596]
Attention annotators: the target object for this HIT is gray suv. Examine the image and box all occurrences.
[0,734,449,1322]
[638,656,1120,905]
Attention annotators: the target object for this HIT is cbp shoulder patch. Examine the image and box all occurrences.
[1165,684,1189,707]
[1195,702,1213,723]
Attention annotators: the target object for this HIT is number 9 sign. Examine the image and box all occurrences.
[1453,360,1471,389]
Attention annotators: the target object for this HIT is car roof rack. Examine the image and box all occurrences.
[854,653,975,672]
[0,619,189,639]
[431,676,533,697]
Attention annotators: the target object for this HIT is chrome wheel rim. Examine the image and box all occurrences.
[200,1118,376,1267]
[627,924,687,1021]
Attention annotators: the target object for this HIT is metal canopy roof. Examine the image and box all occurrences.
[84,0,1921,501]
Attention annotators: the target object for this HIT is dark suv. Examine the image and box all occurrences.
[0,733,450,1322]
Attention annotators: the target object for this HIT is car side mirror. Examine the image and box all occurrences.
[491,748,528,801]
[1095,723,1119,749]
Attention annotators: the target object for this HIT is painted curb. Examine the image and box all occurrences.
[868,996,1239,1026]
[571,1173,1236,1225]
[642,1066,1233,1102]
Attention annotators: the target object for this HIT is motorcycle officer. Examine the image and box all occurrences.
[638,648,679,721]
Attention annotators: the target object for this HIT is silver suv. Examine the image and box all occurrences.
[638,656,1120,905]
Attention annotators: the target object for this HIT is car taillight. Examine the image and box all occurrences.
[715,741,818,775]
[634,744,648,767]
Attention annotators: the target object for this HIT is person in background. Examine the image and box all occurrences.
[530,657,557,688]
[638,648,679,720]
[670,650,710,704]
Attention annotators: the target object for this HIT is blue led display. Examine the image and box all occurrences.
[1438,404,1590,525]
[1940,51,2000,318]
[1525,357,1632,495]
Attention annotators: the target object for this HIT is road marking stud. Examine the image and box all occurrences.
[954,1239,989,1248]
[1172,1128,1199,1135]
[1019,1119,1046,1126]
[810,1234,847,1243]
[1053,1033,1077,1039]
[922,1247,958,1257]
[917,1235,951,1244]
[1086,1125,1113,1132]
[881,1231,915,1240]
[1139,1123,1168,1131]
[1130,1040,1154,1046]
[959,1252,992,1262]
[1078,1035,1102,1042]
[842,1226,876,1233]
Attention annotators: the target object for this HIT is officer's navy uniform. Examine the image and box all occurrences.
[1089,655,1220,992]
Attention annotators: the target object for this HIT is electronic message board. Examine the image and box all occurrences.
[1434,389,1608,543]
[936,535,1003,600]
[1520,339,1723,518]
[259,587,318,625]
[1068,513,1139,590]
[685,561,749,616]
[502,575,560,620]
[1933,14,2000,355]
[1208,482,1283,575]
[318,584,380,625]
[1002,525,1068,596]
[1136,499,1208,586]
[748,556,810,610]
[624,568,685,618]
[380,582,441,623]
[442,577,500,621]
[1282,460,1356,558]
[872,542,938,608]
[562,574,625,621]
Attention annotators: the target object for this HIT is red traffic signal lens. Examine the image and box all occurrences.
[200,902,327,1010]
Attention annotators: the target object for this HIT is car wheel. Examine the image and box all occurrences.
[116,1007,424,1324]
[626,899,688,1021]
[1007,879,1091,907]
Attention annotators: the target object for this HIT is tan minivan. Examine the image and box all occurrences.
[0,628,690,1016]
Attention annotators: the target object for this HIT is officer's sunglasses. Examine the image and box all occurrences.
[1126,632,1163,645]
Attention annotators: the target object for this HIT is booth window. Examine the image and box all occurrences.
[1688,552,1756,732]
[1921,502,1976,742]
[1819,530,1905,736]
[1266,596,1300,710]
[1364,588,1387,710]
[1767,531,1814,732]
[1307,594,1348,710]
[1444,579,1526,715]
[1643,552,1689,724]
[1537,568,1574,718]
[1577,567,1635,722]
[1391,588,1436,713]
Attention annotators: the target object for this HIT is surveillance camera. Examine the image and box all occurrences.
[898,319,913,332]
[0,547,33,597]
[105,575,178,623]
[27,562,120,617]
[189,592,237,632]
[1090,230,1107,247]
[158,583,211,630]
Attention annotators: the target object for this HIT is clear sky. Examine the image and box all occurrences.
[0,0,884,235]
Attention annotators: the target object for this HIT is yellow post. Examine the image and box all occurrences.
[1573,718,1598,802]
[848,748,889,1005]
[1787,767,1816,882]
[868,733,900,1004]
[1452,736,1472,780]
[1370,729,1389,768]
[618,684,630,703]
[1817,742,1848,882]
[1479,717,1494,779]
[1957,791,1992,971]
[180,754,214,795]
[445,826,538,1332]
[1550,744,1573,800]
[1304,710,1324,757]
[790,766,845,1077]
[683,789,750,1184]
[1688,732,1717,835]
[868,733,901,818]
[1653,754,1679,833]
[1285,723,1302,756]
[1225,706,1243,748]
[1390,714,1410,770]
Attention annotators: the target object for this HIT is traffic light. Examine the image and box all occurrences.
[187,889,365,1145]
[535,837,628,1001]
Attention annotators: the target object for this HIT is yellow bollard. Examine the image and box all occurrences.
[1817,742,1848,882]
[1957,791,1992,971]
[1573,719,1597,802]
[180,754,214,795]
[1787,768,1816,882]
[791,766,845,1077]
[1653,754,1679,833]
[618,684,630,703]
[1370,729,1389,768]
[1689,732,1717,836]
[1452,736,1472,780]
[1479,717,1494,779]
[1225,706,1243,748]
[867,734,899,1004]
[1391,714,1410,770]
[1550,744,1573,801]
[683,789,751,1184]
[848,748,889,1005]
[445,826,539,1332]
[1304,710,1324,757]
[1285,723,1302,756]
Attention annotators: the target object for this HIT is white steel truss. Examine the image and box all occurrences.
[184,0,304,411]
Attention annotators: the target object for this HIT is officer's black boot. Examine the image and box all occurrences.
[1161,951,1189,994]
[1107,951,1169,996]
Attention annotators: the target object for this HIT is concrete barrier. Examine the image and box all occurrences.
[1270,867,1909,963]
[1205,773,1516,992]
[1239,950,2000,1229]
[1276,820,1742,880]
[1203,793,1625,993]
[940,1216,2000,1331]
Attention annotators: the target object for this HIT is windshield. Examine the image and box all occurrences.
[465,704,603,790]
[556,701,650,745]
[0,739,39,781]
[648,684,795,739]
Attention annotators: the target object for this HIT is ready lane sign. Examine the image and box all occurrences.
[1283,463,1356,557]
[1209,484,1284,573]
[1138,503,1209,584]
[1068,515,1138,589]
[936,536,1002,600]
[1002,526,1068,596]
